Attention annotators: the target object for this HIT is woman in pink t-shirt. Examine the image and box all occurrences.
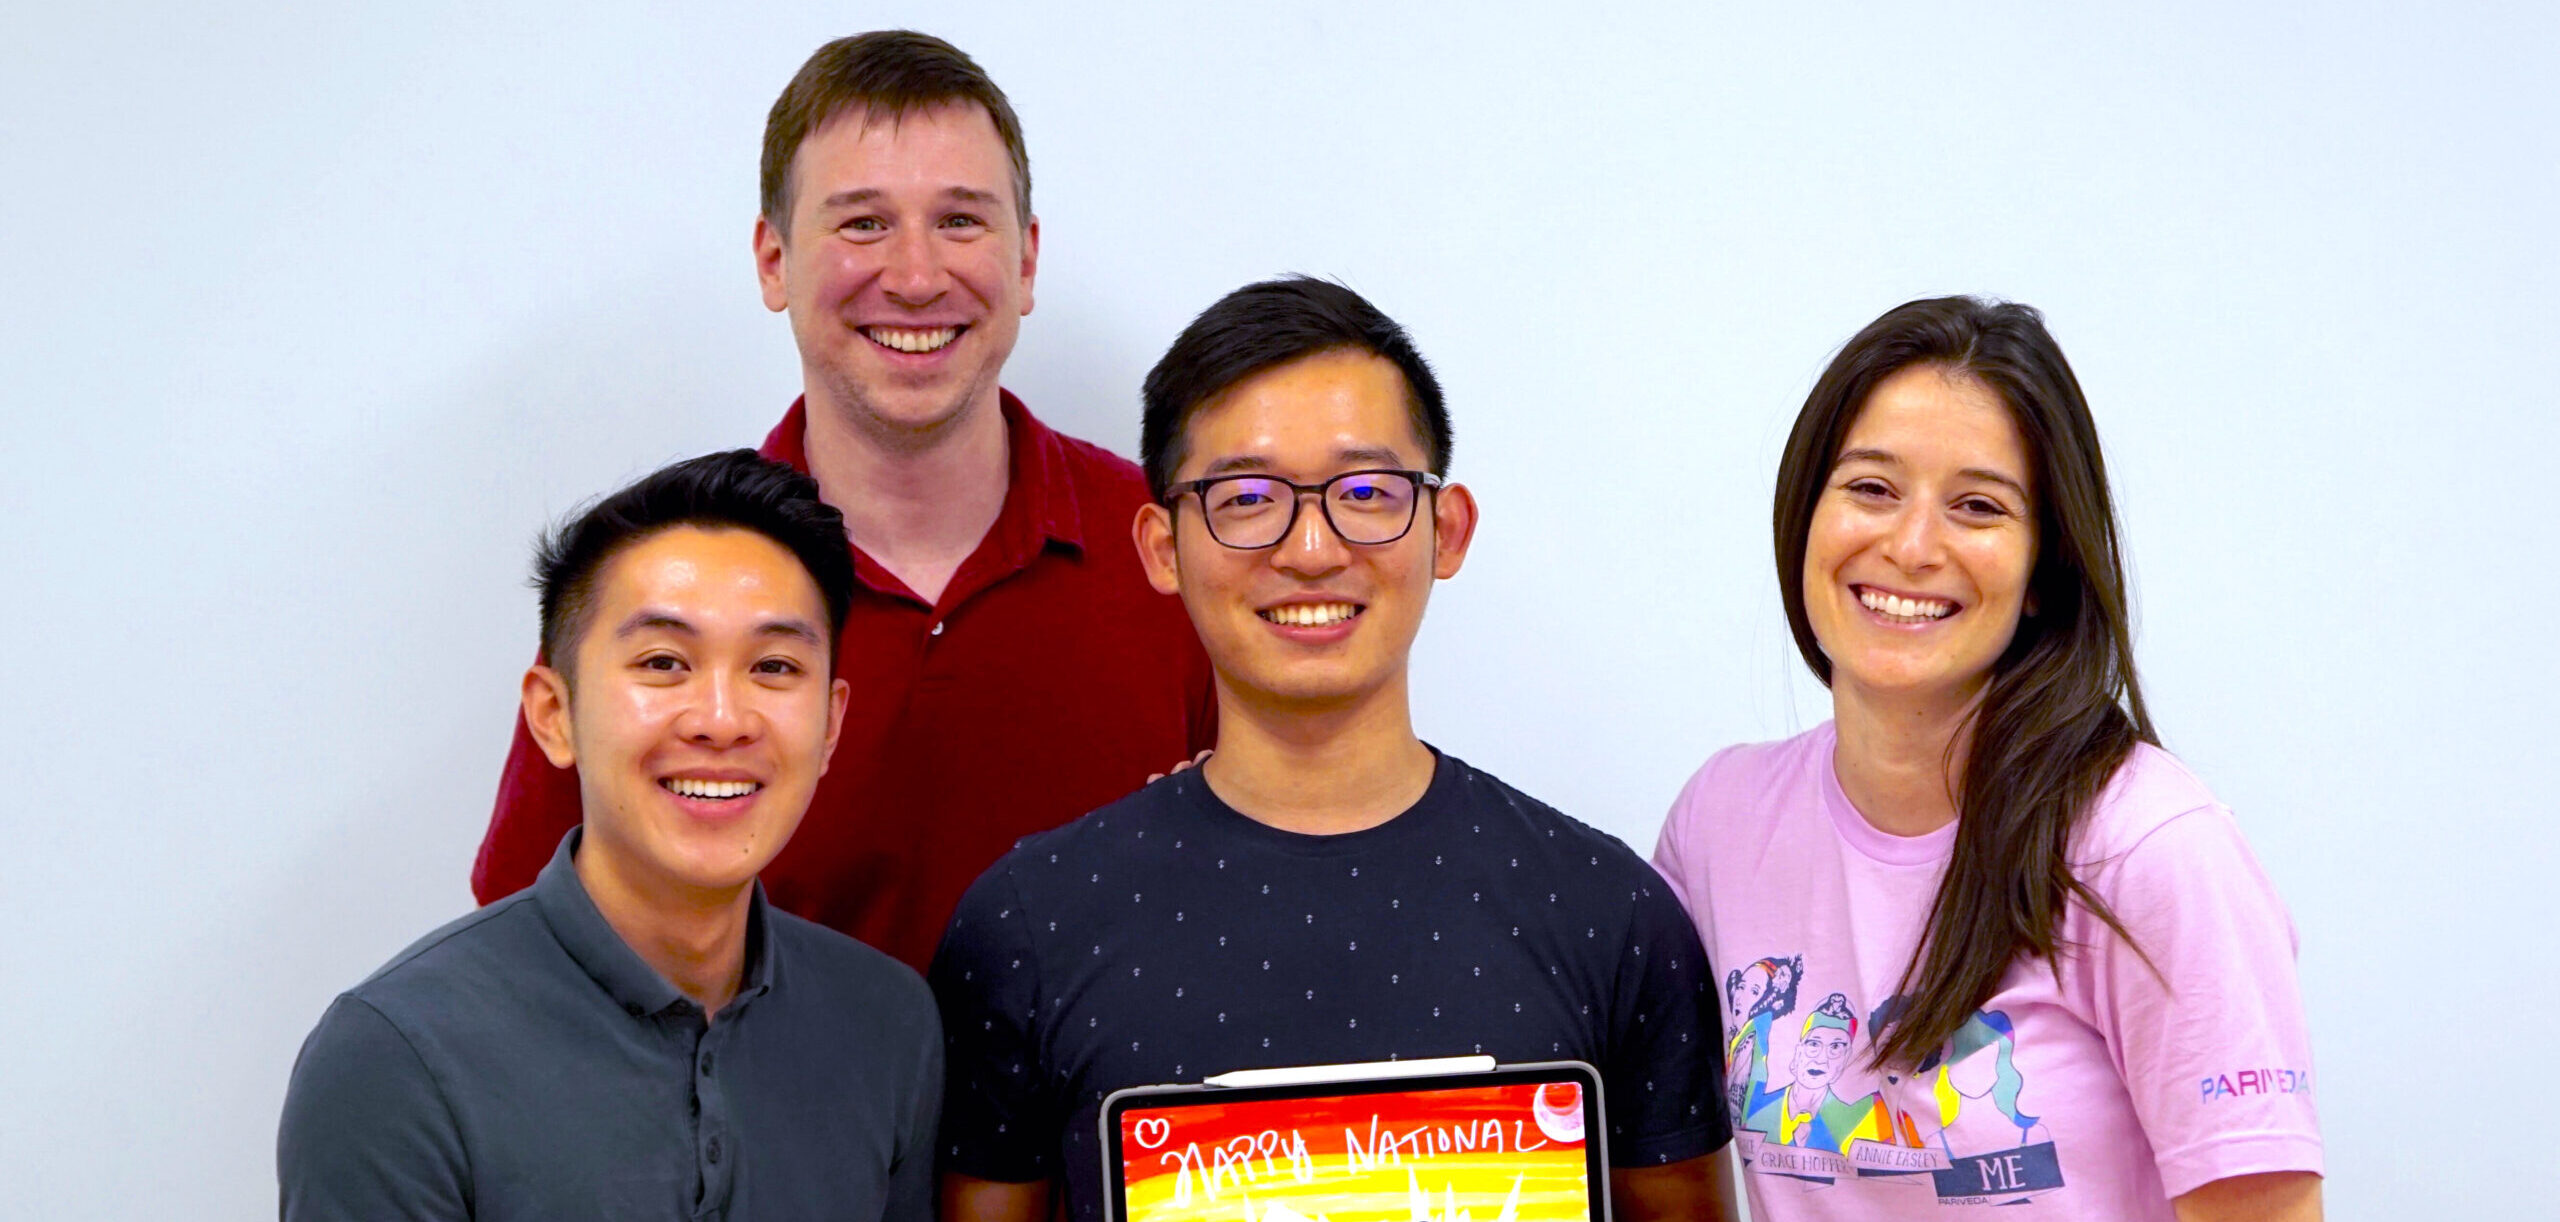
[1653,297,2322,1221]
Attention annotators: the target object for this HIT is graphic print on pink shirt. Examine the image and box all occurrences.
[1657,726,2323,1219]
[1725,962,2064,1204]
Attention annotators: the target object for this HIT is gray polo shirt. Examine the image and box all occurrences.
[278,829,939,1222]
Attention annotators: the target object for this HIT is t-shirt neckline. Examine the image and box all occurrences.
[1173,744,1455,857]
[1816,721,1960,867]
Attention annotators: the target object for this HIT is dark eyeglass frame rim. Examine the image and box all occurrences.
[1161,468,1447,549]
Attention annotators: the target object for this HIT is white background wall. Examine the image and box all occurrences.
[4,2,2550,1216]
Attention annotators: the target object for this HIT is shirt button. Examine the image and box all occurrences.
[931,621,945,636]
[706,1137,722,1164]
[700,1053,714,1075]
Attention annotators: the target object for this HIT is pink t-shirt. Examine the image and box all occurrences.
[1653,723,2321,1219]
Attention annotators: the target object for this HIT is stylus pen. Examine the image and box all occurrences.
[1201,1055,1498,1089]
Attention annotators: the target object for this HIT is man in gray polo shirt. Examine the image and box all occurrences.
[278,450,938,1222]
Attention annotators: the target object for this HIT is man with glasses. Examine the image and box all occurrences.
[929,277,1736,1222]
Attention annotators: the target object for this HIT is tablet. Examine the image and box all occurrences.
[1102,1058,1609,1222]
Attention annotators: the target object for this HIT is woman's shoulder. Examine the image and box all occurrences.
[1660,723,1836,852]
[2066,743,2304,982]
[2076,741,2241,864]
[1675,722,1833,803]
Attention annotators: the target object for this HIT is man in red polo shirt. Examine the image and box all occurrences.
[470,31,1213,972]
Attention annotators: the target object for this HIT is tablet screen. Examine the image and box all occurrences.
[1106,1064,1605,1222]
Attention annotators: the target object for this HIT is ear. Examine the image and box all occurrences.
[816,676,851,777]
[1427,482,1479,581]
[1016,214,1040,318]
[522,664,579,769]
[753,213,789,314]
[1134,500,1181,595]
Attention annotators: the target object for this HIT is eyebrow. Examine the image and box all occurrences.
[817,186,1007,211]
[1832,447,2030,500]
[754,619,827,647]
[616,611,697,638]
[614,610,826,646]
[1198,446,1414,478]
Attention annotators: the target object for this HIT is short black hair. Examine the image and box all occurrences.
[533,450,854,680]
[1140,276,1451,500]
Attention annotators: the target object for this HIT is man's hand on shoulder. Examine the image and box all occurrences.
[1147,748,1213,783]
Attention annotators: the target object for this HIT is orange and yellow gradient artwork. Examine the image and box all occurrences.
[1119,1083,1592,1222]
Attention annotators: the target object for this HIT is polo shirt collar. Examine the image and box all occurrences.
[758,389,1087,559]
[530,827,777,1019]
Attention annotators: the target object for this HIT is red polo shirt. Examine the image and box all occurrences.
[470,394,1216,971]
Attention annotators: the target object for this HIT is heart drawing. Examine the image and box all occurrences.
[1133,1117,1172,1150]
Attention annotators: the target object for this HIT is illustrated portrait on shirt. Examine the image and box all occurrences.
[1717,956,2067,1205]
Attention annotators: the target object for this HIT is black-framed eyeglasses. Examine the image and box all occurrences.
[1164,468,1445,549]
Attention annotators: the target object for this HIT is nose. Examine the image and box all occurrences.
[676,667,764,749]
[1270,490,1351,577]
[1879,500,1945,573]
[879,224,948,307]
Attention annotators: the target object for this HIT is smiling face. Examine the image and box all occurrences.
[524,526,849,902]
[754,103,1037,442]
[1802,364,2038,711]
[1135,349,1476,714]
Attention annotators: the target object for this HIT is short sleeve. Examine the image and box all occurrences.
[884,994,946,1222]
[1601,874,1733,1167]
[277,995,471,1222]
[2084,806,2323,1197]
[928,865,1059,1182]
[1649,754,1723,925]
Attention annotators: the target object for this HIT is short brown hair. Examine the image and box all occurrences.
[760,31,1032,232]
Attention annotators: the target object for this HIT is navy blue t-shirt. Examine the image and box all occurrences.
[929,750,1728,1222]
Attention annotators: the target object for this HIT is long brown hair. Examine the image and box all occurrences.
[1772,296,2157,1071]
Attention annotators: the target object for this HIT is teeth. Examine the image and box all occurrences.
[1260,602,1360,627]
[1858,589,1953,621]
[663,778,761,800]
[864,325,960,354]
